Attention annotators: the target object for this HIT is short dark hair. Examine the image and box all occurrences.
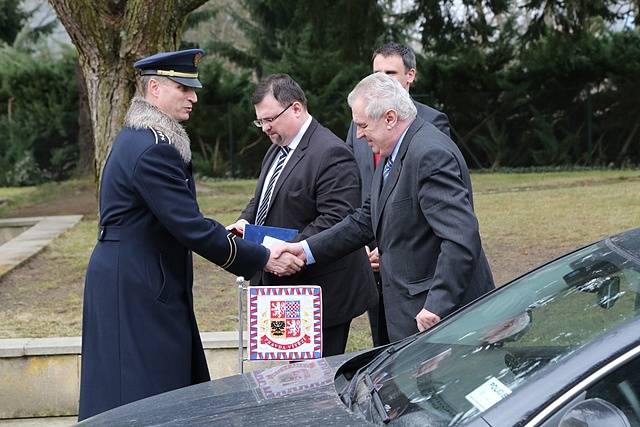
[138,75,169,97]
[372,42,417,71]
[252,73,307,107]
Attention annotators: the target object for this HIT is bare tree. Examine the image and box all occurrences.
[48,0,207,187]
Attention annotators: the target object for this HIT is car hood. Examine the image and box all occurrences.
[79,354,372,426]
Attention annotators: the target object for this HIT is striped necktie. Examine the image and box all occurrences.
[383,156,394,182]
[255,146,291,225]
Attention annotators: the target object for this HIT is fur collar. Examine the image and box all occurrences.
[124,96,192,164]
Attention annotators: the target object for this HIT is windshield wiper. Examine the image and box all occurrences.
[339,334,419,408]
[363,372,390,424]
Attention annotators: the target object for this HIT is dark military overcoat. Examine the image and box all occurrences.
[78,126,268,420]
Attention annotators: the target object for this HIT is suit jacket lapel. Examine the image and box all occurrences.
[374,117,425,230]
[375,158,399,230]
[371,164,383,233]
[267,118,316,209]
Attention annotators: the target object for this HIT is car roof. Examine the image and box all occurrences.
[611,228,640,260]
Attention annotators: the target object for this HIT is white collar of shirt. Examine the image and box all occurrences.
[258,115,313,209]
[388,123,411,163]
[285,114,312,152]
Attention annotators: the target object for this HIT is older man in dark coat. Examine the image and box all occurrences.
[79,50,301,421]
[275,73,494,342]
[346,42,451,347]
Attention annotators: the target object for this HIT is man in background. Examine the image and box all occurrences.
[346,42,451,346]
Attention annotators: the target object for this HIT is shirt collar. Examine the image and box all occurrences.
[284,115,312,151]
[388,124,411,162]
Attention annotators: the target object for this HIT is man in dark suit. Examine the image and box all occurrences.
[227,74,377,356]
[346,42,451,347]
[79,50,302,421]
[276,73,494,342]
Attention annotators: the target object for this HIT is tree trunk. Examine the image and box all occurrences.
[48,0,207,194]
[74,60,95,178]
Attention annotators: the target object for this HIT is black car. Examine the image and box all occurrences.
[80,228,640,426]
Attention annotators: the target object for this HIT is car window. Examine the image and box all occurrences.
[580,355,640,426]
[351,241,640,426]
[541,354,640,427]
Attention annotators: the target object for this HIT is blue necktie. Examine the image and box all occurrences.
[383,157,394,182]
[255,146,290,225]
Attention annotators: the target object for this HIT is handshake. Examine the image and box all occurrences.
[265,242,307,276]
[226,219,308,276]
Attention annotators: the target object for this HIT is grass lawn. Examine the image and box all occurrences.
[0,170,639,354]
[471,169,640,193]
[0,186,37,217]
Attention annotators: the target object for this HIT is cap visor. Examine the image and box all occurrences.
[168,76,202,88]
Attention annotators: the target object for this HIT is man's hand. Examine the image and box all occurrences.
[226,219,248,237]
[366,246,379,272]
[271,242,307,264]
[416,308,441,332]
[265,249,304,276]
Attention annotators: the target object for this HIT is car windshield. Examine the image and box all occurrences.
[351,237,640,425]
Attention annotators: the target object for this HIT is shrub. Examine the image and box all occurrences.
[0,45,78,185]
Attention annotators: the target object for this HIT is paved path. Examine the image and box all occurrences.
[0,216,82,278]
[0,417,76,426]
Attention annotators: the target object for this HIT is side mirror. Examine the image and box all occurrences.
[559,398,630,427]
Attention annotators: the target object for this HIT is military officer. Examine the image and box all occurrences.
[78,49,302,421]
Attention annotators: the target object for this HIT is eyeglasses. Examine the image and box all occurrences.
[252,103,293,127]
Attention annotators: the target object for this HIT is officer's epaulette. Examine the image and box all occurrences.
[149,127,172,145]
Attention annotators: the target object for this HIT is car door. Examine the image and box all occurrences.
[537,347,640,427]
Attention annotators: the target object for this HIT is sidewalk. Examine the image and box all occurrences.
[0,417,75,426]
[0,215,83,278]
